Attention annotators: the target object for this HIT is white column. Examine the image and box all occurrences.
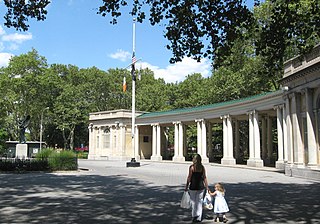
[291,93,304,167]
[275,105,285,169]
[221,115,236,165]
[134,125,140,160]
[282,104,288,163]
[156,125,161,157]
[195,119,202,156]
[222,116,227,157]
[227,115,234,159]
[151,124,162,161]
[151,124,157,158]
[254,111,262,160]
[248,112,255,161]
[201,120,209,163]
[178,122,185,161]
[173,122,185,162]
[247,110,264,167]
[87,124,95,159]
[285,95,293,164]
[305,88,317,166]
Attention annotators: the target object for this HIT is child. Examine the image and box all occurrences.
[209,183,229,223]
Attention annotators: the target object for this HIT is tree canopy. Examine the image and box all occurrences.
[3,0,319,72]
[1,0,319,152]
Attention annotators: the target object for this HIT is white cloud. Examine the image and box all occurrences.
[110,48,212,83]
[2,33,32,43]
[0,52,14,67]
[137,57,212,83]
[109,49,131,62]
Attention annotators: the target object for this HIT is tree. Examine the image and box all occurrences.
[135,68,170,112]
[98,0,254,68]
[0,49,49,141]
[172,73,209,108]
[254,0,320,78]
[3,0,50,31]
[3,0,319,75]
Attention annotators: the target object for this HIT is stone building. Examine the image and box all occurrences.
[88,45,320,180]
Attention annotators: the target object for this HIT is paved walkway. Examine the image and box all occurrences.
[0,160,319,224]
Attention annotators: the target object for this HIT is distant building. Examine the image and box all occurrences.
[88,45,320,180]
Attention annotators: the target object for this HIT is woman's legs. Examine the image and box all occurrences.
[189,190,204,221]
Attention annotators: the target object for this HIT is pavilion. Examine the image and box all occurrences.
[88,45,320,180]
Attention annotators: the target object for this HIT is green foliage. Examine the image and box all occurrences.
[254,0,320,78]
[2,0,319,81]
[35,148,78,171]
[36,148,54,160]
[47,150,78,171]
[136,69,170,112]
[3,0,50,31]
[98,0,254,68]
[172,73,209,108]
[0,128,9,155]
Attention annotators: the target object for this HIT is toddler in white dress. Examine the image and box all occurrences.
[209,183,229,223]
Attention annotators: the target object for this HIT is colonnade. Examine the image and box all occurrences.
[136,108,285,168]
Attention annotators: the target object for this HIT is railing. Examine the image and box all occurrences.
[283,44,320,78]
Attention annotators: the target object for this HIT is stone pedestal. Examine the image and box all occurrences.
[221,157,236,165]
[173,156,185,162]
[275,161,285,170]
[151,155,162,161]
[16,144,28,158]
[247,159,264,167]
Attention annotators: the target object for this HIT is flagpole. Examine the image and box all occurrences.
[127,17,140,167]
[132,17,136,156]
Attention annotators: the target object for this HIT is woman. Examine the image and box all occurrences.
[185,154,209,223]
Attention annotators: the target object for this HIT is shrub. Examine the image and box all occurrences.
[36,148,54,160]
[48,150,78,171]
[0,148,77,172]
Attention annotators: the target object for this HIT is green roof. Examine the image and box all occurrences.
[137,90,282,118]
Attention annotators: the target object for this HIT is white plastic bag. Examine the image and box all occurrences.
[180,191,191,209]
[203,190,213,210]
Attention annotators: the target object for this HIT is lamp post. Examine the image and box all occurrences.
[40,107,49,151]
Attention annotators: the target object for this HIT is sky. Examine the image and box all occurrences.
[0,0,254,83]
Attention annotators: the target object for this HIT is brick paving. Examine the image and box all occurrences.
[0,160,319,224]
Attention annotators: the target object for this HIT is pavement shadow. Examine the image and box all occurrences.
[0,173,319,224]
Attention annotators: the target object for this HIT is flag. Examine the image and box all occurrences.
[138,64,142,80]
[132,51,137,64]
[131,52,136,81]
[122,76,127,92]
